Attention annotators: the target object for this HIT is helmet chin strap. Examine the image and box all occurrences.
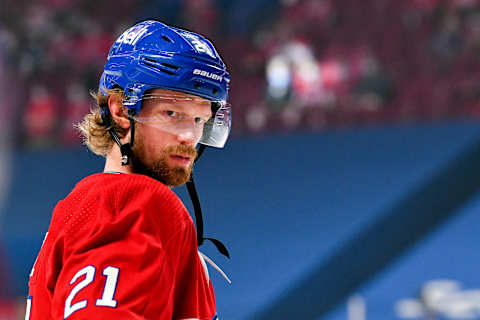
[107,110,136,166]
[186,144,230,258]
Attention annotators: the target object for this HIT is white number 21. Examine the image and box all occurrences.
[64,265,120,319]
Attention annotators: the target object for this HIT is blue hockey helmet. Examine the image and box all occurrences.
[99,20,231,148]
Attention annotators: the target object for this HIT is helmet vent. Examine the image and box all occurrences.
[143,57,159,64]
[162,35,173,43]
[212,88,218,94]
[141,57,177,76]
[194,82,201,89]
[142,61,176,75]
[160,62,179,70]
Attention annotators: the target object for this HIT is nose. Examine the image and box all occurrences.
[176,129,197,146]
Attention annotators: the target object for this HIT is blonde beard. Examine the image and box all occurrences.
[131,129,197,187]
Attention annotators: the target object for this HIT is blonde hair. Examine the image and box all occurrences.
[76,89,129,156]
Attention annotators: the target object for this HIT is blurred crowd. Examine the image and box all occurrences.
[238,0,480,132]
[1,0,137,148]
[2,0,480,149]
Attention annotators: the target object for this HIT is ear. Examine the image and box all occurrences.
[108,94,130,129]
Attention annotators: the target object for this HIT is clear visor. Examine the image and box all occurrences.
[125,94,231,148]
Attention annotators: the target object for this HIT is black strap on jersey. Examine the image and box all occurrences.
[187,144,230,258]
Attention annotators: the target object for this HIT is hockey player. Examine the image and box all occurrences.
[25,20,231,320]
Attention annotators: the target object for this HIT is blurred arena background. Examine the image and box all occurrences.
[2,0,480,319]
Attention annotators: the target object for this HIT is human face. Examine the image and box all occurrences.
[131,89,212,186]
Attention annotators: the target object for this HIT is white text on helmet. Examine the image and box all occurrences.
[181,32,216,59]
[193,69,223,82]
[116,26,149,46]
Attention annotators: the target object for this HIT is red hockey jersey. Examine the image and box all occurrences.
[26,173,217,320]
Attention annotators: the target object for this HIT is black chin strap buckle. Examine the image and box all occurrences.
[120,143,133,166]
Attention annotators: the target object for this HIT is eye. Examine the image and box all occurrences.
[164,110,177,117]
[194,117,207,125]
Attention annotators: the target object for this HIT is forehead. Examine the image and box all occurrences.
[142,88,212,113]
[146,88,210,104]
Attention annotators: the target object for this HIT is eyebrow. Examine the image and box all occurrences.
[150,101,212,118]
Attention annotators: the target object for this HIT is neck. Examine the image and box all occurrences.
[104,143,133,174]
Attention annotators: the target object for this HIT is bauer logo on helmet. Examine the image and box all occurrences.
[193,69,223,82]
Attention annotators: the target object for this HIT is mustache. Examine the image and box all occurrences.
[165,145,197,158]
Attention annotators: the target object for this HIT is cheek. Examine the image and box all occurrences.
[138,125,171,154]
[194,126,205,143]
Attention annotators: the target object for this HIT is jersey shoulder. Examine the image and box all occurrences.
[51,173,192,245]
